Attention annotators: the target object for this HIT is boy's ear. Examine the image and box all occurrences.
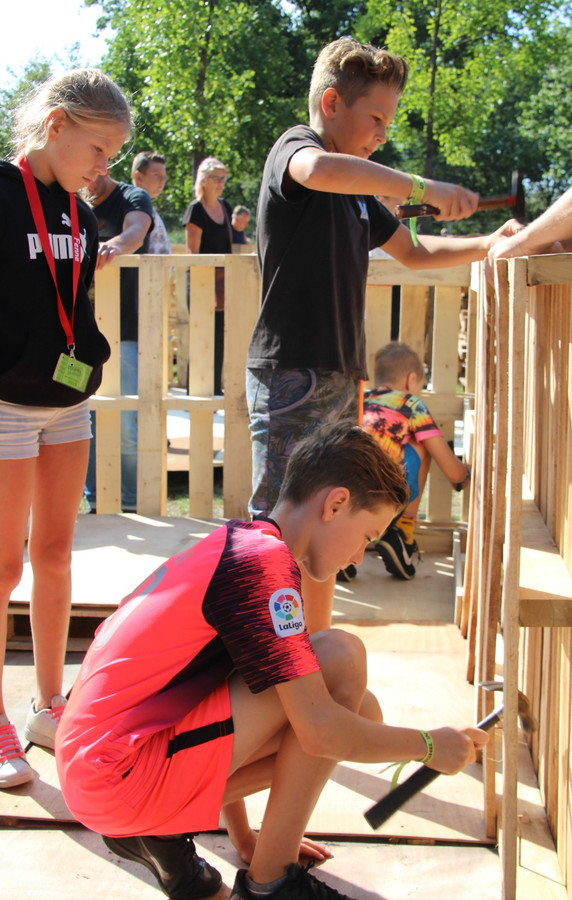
[321,87,342,119]
[322,486,351,521]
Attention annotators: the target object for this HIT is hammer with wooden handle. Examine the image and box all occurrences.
[394,170,525,221]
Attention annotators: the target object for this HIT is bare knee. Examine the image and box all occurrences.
[28,537,72,579]
[0,557,25,599]
[311,629,367,712]
[360,689,383,722]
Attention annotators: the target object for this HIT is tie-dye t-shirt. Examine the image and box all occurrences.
[362,388,442,462]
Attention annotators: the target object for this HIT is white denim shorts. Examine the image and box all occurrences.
[0,399,92,459]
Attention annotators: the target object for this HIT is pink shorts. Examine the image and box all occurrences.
[57,681,234,837]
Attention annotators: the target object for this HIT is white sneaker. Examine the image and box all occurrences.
[23,694,67,750]
[0,715,33,788]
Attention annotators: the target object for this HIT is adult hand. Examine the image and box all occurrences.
[96,241,122,269]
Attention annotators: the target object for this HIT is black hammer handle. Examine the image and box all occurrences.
[364,705,504,830]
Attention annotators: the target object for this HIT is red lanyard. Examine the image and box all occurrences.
[18,155,81,353]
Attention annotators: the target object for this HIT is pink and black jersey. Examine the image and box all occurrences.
[56,518,320,836]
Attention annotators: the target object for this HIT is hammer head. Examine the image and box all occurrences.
[511,170,526,220]
[479,681,538,733]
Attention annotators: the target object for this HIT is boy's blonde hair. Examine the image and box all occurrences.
[374,342,424,386]
[278,420,408,513]
[309,37,408,117]
[12,68,133,155]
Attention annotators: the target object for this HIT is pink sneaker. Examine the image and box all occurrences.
[0,715,33,788]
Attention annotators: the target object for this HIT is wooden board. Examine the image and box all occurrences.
[9,514,224,620]
[0,827,505,900]
[519,498,572,627]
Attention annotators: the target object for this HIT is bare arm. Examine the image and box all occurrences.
[419,435,468,484]
[276,670,487,775]
[488,186,572,263]
[185,222,202,253]
[383,218,520,270]
[287,146,479,221]
[96,210,152,269]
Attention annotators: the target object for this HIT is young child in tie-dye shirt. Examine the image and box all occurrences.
[362,341,470,579]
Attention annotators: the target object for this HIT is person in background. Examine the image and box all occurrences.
[0,68,132,788]
[83,170,153,512]
[183,157,233,396]
[132,150,171,255]
[231,205,251,245]
[362,342,470,580]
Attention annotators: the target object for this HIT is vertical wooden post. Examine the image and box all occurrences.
[93,264,121,513]
[364,283,392,390]
[137,256,167,516]
[428,285,462,523]
[188,263,215,518]
[223,254,260,518]
[500,256,527,900]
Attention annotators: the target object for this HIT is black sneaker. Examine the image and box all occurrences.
[376,525,419,580]
[230,862,355,900]
[102,833,222,898]
[336,564,357,583]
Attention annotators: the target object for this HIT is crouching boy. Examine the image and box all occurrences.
[56,422,487,900]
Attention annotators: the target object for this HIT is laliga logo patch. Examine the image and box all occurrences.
[269,588,305,637]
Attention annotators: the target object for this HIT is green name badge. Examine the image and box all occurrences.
[52,353,93,393]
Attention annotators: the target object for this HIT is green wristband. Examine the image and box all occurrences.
[420,730,435,765]
[408,173,426,204]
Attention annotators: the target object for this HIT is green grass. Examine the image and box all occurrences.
[166,469,224,519]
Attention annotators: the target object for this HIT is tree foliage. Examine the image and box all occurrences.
[1,1,570,234]
[0,58,54,160]
[87,0,313,216]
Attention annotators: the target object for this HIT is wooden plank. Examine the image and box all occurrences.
[92,265,122,513]
[499,256,527,900]
[188,265,216,517]
[137,256,168,516]
[428,285,462,522]
[0,828,505,900]
[223,254,260,519]
[518,498,572,627]
[364,283,392,390]
[527,253,572,286]
[398,284,427,362]
[368,257,471,286]
[559,630,572,887]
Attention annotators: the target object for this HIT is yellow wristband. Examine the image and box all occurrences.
[408,173,426,204]
[420,730,434,765]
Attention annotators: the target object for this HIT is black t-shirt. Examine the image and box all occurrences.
[0,160,110,406]
[181,198,233,253]
[182,198,233,307]
[94,183,154,342]
[248,125,400,379]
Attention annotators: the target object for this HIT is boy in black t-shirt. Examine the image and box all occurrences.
[247,36,517,631]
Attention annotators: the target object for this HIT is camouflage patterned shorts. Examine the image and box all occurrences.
[246,367,360,517]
